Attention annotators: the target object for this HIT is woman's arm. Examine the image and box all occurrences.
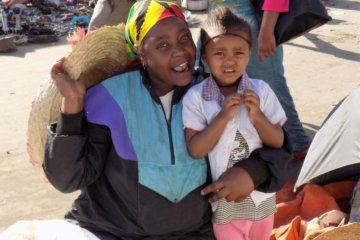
[257,11,280,62]
[43,59,110,193]
[201,128,294,201]
[257,0,290,61]
[43,113,111,193]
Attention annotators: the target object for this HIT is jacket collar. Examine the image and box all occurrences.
[140,65,192,105]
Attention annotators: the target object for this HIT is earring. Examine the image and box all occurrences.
[142,62,146,69]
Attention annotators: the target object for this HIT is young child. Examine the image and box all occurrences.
[182,6,287,240]
[207,0,312,160]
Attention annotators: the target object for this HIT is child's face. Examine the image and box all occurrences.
[202,29,251,87]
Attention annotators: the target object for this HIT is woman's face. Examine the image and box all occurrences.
[139,17,196,96]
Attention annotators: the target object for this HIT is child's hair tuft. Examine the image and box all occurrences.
[200,6,252,54]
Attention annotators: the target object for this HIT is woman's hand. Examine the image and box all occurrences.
[257,29,276,62]
[51,58,86,114]
[201,167,255,203]
[257,11,280,62]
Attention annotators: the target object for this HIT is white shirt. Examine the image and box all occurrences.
[182,75,287,209]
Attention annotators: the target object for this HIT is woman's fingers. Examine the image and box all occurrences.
[51,57,66,78]
[201,182,224,197]
[258,45,276,61]
[202,167,255,203]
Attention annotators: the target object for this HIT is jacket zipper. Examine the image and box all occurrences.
[159,98,176,165]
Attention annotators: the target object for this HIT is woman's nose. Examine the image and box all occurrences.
[172,44,186,56]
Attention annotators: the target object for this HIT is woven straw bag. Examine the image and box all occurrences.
[27,25,127,166]
[313,223,360,240]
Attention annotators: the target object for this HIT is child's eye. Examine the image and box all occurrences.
[235,51,244,56]
[214,51,224,56]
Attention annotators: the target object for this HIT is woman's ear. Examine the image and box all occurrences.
[134,44,145,60]
[134,44,147,68]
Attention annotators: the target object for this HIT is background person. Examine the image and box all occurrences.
[88,0,134,30]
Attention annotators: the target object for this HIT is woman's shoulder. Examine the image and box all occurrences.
[103,65,142,84]
[86,65,143,98]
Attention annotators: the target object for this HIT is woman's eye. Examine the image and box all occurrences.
[157,42,168,49]
[181,35,190,41]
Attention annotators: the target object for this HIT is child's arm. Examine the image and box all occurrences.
[258,11,279,62]
[185,93,241,159]
[243,90,284,148]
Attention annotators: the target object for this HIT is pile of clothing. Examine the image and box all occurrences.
[0,0,94,52]
[271,85,360,239]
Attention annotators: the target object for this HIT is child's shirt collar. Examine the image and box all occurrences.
[201,72,251,106]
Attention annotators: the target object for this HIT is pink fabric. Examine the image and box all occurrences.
[262,0,289,12]
[213,214,274,240]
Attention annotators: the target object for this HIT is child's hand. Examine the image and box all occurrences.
[257,29,276,62]
[243,90,263,120]
[219,93,242,121]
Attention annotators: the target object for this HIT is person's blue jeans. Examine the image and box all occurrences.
[206,0,312,151]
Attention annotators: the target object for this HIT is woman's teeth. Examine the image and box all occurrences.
[173,62,189,72]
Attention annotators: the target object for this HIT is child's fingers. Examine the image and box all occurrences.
[223,94,242,105]
[243,94,259,106]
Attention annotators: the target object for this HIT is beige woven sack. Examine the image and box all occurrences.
[313,223,360,240]
[27,25,128,166]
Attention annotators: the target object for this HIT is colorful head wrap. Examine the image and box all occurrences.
[125,0,186,66]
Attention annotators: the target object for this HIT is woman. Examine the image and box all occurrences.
[45,0,292,239]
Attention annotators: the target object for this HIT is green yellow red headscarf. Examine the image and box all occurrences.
[125,0,186,67]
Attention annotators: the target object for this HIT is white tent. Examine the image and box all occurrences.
[295,85,360,189]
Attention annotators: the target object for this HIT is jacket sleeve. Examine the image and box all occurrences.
[235,128,300,193]
[43,112,111,193]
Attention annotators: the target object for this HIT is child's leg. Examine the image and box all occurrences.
[213,219,252,240]
[248,214,274,240]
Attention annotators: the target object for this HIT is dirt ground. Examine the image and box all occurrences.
[0,0,359,233]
